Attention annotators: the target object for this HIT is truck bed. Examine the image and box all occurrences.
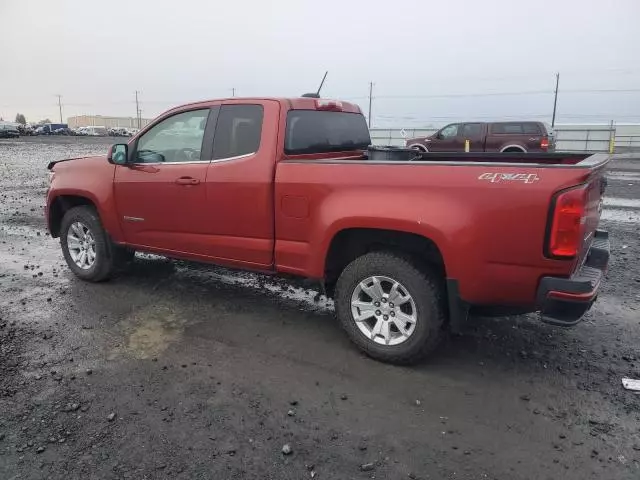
[408,152,601,166]
[362,149,606,166]
[275,151,609,307]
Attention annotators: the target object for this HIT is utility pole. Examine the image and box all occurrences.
[55,95,63,123]
[551,72,559,127]
[232,88,236,97]
[368,82,373,128]
[135,90,141,129]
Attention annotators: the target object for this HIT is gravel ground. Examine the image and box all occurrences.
[1,136,639,480]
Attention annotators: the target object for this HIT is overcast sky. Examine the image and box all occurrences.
[1,0,639,127]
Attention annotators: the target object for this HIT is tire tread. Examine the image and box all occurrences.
[335,251,445,365]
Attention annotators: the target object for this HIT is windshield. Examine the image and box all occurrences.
[284,110,370,155]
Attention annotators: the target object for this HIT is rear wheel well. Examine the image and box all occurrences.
[324,228,445,296]
[501,146,526,153]
[49,195,96,237]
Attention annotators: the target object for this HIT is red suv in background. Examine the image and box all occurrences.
[406,121,556,153]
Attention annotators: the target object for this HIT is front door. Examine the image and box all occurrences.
[114,108,215,256]
[428,123,462,151]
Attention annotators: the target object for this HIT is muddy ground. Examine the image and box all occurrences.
[1,136,639,480]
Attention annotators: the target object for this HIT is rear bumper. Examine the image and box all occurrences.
[537,230,609,326]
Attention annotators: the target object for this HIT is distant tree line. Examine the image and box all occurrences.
[7,114,53,125]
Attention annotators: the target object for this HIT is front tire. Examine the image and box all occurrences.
[335,252,445,365]
[60,206,116,282]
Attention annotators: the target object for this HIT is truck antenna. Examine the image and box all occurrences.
[316,71,328,96]
[301,71,328,99]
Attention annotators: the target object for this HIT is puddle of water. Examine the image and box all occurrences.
[603,197,640,209]
[136,253,333,312]
[174,263,334,312]
[116,304,187,360]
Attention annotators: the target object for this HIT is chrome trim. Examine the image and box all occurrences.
[210,152,255,164]
[130,160,212,166]
[123,216,145,222]
[500,145,527,153]
[129,153,255,166]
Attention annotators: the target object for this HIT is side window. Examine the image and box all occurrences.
[212,105,264,160]
[136,109,209,163]
[522,123,541,135]
[491,124,506,134]
[461,123,483,138]
[492,123,528,134]
[439,124,459,139]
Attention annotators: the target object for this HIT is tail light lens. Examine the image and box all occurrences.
[548,185,587,258]
[540,137,549,151]
[315,99,343,111]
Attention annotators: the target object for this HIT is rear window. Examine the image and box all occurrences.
[285,110,371,155]
[213,105,264,159]
[491,122,541,135]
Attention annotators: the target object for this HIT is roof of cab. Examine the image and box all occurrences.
[163,97,363,116]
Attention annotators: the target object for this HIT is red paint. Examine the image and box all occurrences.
[47,97,609,312]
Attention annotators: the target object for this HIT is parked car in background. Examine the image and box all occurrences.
[18,124,35,136]
[71,127,87,136]
[0,122,20,138]
[84,126,108,136]
[406,121,556,153]
[46,96,609,364]
[108,128,132,137]
[36,123,69,135]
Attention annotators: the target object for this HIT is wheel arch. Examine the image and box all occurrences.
[48,194,99,238]
[324,227,446,293]
[407,143,428,152]
[500,144,527,153]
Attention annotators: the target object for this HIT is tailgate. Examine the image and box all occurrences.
[576,170,607,268]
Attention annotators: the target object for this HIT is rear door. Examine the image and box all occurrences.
[459,123,485,151]
[114,107,216,255]
[202,101,279,267]
[429,123,462,151]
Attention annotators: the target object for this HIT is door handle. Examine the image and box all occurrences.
[175,177,200,186]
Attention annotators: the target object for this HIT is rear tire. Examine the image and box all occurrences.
[60,206,118,282]
[335,252,445,364]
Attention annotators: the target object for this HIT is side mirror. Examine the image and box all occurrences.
[108,143,128,165]
[435,132,443,140]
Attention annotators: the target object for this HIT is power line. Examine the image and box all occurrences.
[2,87,638,110]
[342,88,640,101]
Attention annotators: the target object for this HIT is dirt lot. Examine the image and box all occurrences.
[1,136,639,480]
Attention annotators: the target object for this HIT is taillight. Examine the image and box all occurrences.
[315,99,343,111]
[540,137,549,151]
[548,185,587,258]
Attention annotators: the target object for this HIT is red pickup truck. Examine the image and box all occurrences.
[46,97,610,364]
